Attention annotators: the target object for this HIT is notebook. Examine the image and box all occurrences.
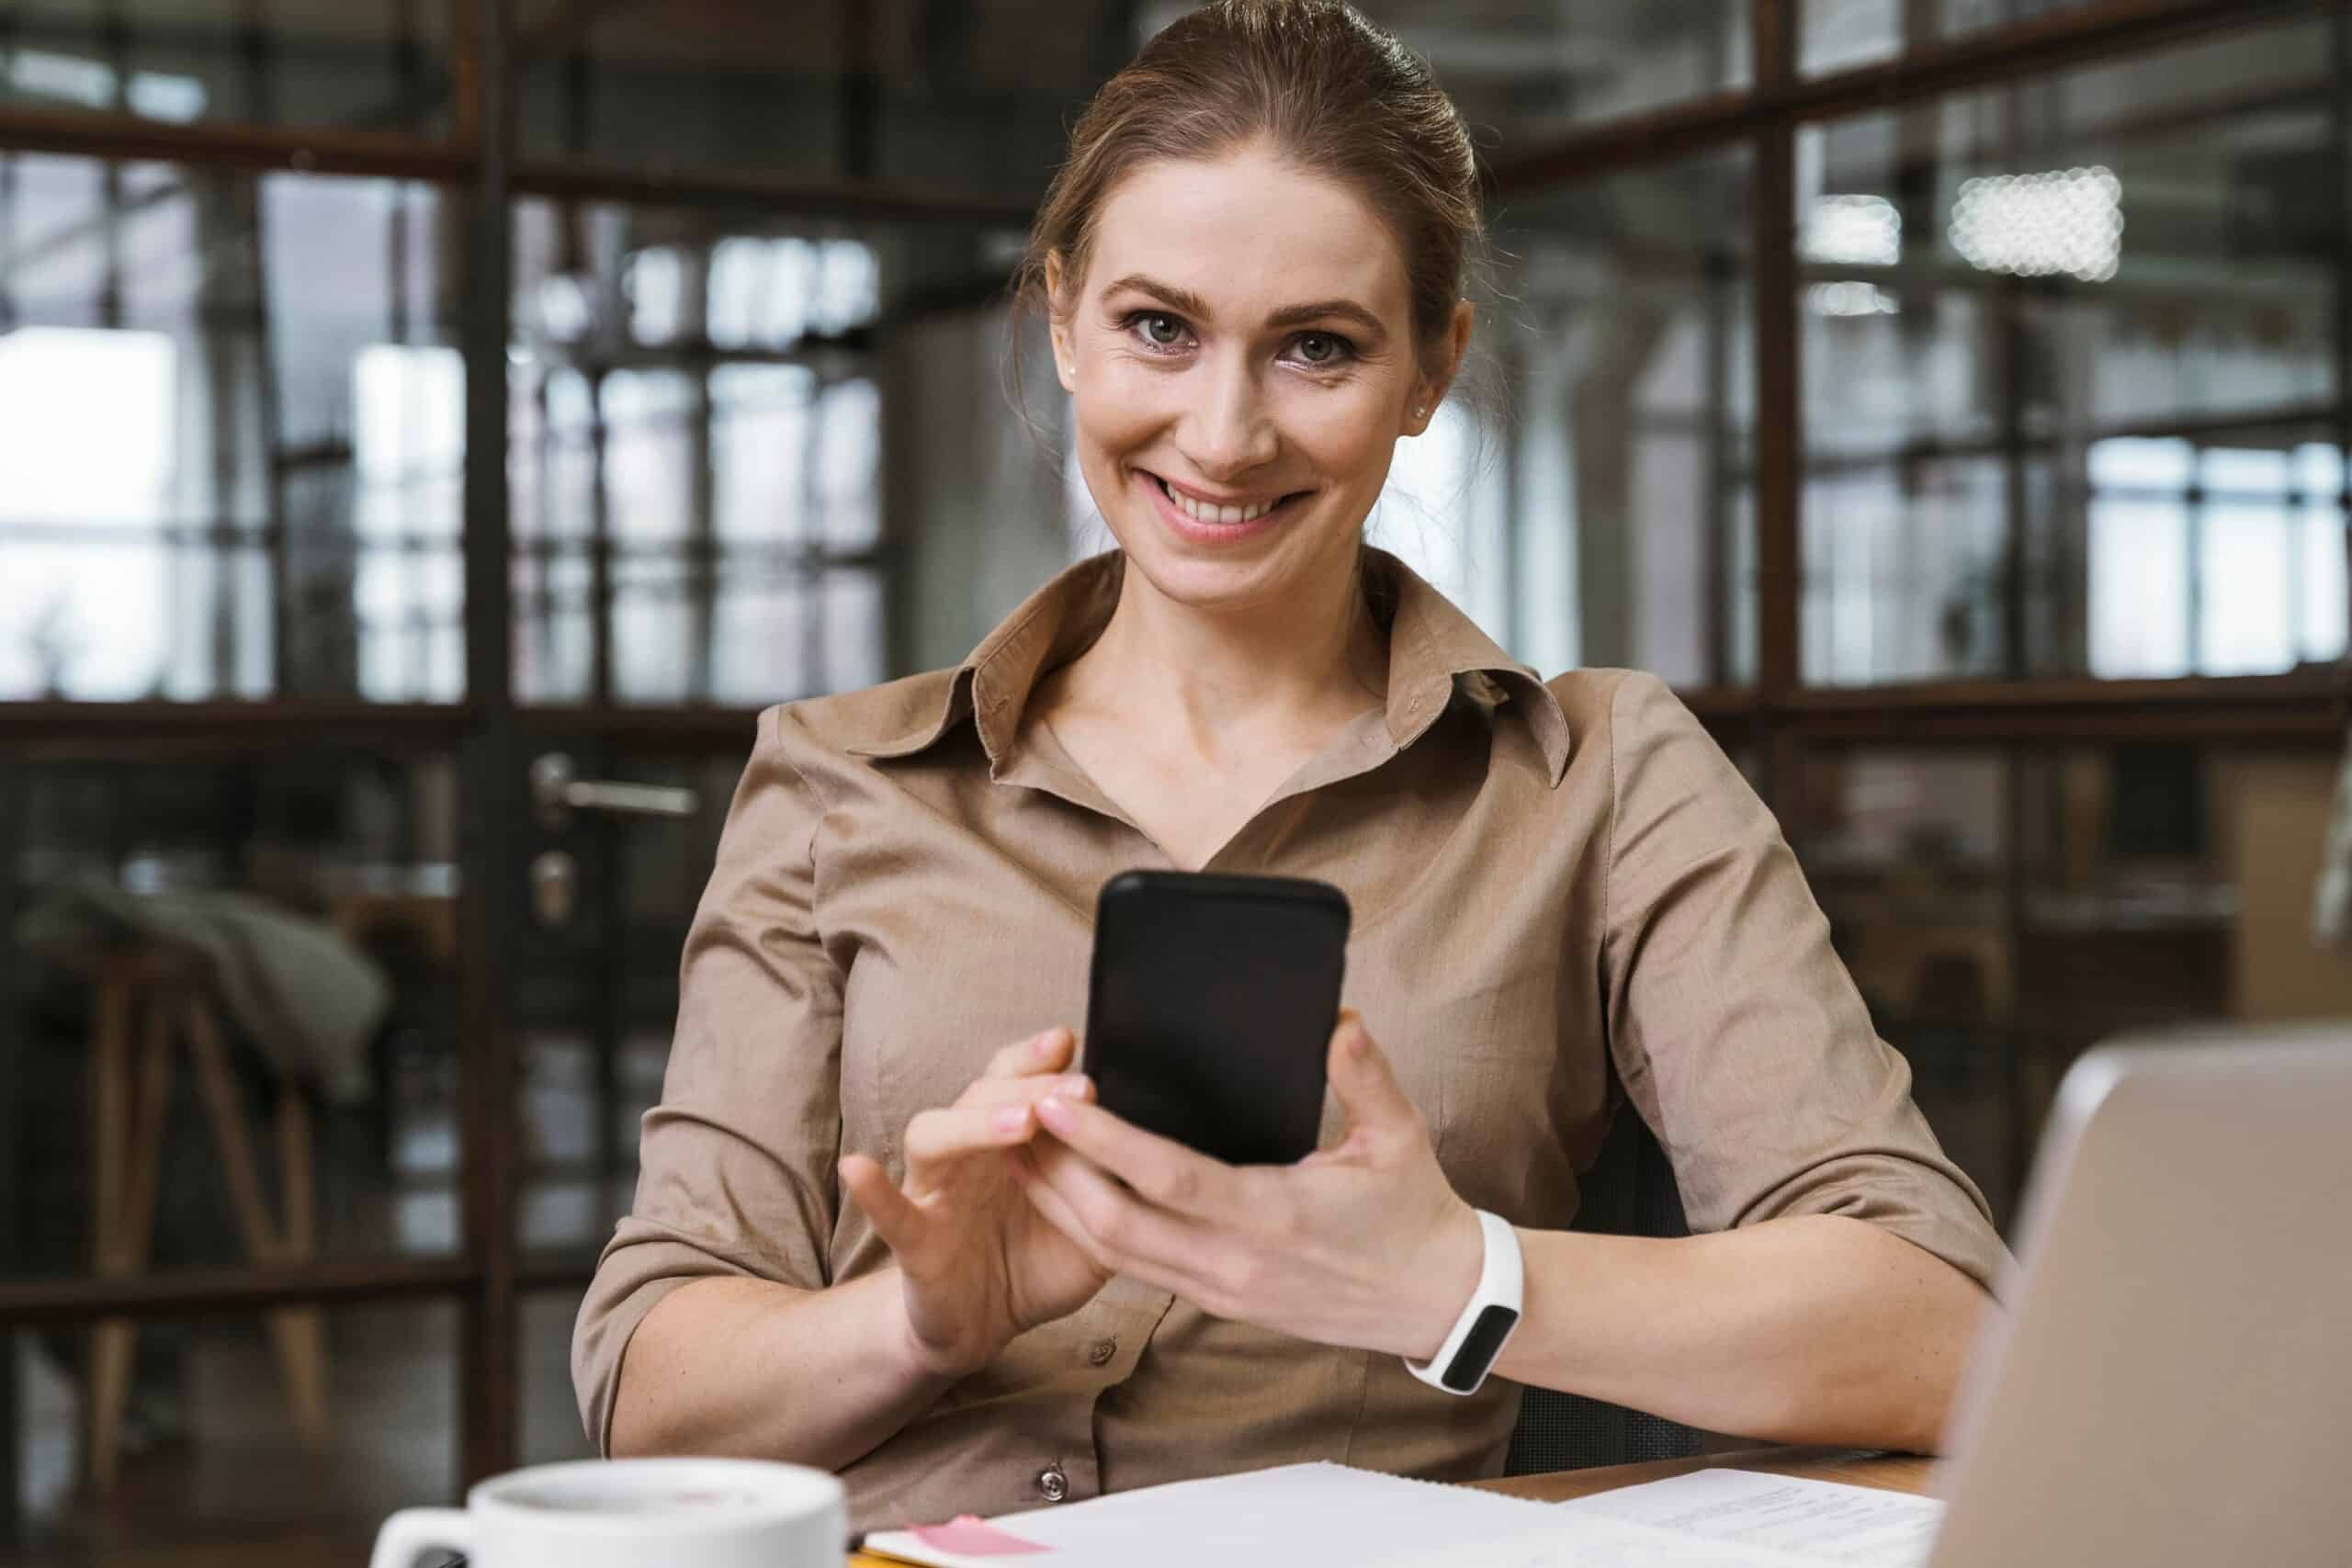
[858,1461,1549,1568]
[860,1463,1946,1568]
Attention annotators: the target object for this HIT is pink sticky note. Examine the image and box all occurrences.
[908,1514,1051,1555]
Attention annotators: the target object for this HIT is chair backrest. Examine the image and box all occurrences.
[1503,1103,1704,1474]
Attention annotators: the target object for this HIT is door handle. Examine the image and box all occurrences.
[530,752,698,831]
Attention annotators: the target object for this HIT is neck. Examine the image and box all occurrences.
[1077,548,1387,761]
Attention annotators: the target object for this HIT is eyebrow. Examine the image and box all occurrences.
[1103,274,1390,344]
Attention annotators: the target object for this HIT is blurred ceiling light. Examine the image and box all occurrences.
[7,49,113,107]
[534,275,594,343]
[813,239,880,335]
[1807,280,1900,317]
[710,237,810,349]
[708,236,878,349]
[1802,194,1901,267]
[1950,165,2123,282]
[6,49,205,120]
[127,71,207,121]
[626,246,684,344]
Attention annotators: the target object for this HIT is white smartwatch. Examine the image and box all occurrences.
[1405,1209,1522,1395]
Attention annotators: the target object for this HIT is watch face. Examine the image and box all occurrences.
[1441,1304,1521,1393]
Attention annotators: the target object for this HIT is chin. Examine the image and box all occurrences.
[1119,513,1348,609]
[1140,501,1336,599]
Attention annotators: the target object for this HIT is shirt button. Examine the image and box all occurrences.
[1036,1465,1069,1504]
[1086,1337,1117,1367]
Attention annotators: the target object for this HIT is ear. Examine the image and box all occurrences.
[1405,299,1476,436]
[1044,250,1078,395]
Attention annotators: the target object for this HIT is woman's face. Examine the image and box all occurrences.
[1050,144,1464,615]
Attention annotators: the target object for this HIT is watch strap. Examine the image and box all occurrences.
[1405,1209,1522,1395]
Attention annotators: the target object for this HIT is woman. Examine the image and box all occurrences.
[573,0,2003,1529]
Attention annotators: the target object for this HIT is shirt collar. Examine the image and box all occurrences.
[846,547,1572,787]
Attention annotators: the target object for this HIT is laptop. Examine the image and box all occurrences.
[1928,1023,2352,1567]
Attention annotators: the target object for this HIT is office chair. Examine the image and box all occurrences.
[1503,1100,1704,1473]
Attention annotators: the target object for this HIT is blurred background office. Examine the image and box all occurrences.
[2,0,2349,1560]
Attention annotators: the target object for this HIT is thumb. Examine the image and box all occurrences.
[1326,1011,1422,1145]
[840,1153,925,1257]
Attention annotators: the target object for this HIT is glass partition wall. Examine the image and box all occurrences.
[4,0,2346,1558]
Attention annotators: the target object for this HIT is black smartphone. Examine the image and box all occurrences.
[1081,870,1351,1168]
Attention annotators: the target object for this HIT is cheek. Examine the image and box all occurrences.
[1275,384,1398,489]
[1072,361,1181,458]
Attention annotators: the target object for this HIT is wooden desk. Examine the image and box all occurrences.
[848,1449,1933,1564]
[1470,1446,1934,1503]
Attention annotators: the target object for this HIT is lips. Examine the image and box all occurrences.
[1146,471,1306,526]
[1159,478,1273,525]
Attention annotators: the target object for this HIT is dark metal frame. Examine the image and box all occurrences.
[0,0,2345,1522]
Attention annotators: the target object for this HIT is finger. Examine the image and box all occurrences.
[982,1026,1077,1080]
[904,1100,1051,1169]
[1023,1140,1221,1292]
[953,1071,1093,1114]
[1011,1147,1121,1274]
[1325,1012,1424,1148]
[839,1153,923,1251]
[1033,1093,1238,1218]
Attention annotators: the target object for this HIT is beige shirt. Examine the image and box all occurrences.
[573,548,2006,1530]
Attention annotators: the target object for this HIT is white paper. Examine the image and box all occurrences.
[861,1461,1550,1568]
[1560,1470,1944,1568]
[1368,1513,1830,1568]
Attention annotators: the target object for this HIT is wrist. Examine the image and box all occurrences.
[1405,1210,1525,1395]
[1402,1199,1487,1361]
[883,1270,998,1385]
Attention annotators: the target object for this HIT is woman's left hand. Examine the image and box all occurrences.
[1014,1011,1486,1361]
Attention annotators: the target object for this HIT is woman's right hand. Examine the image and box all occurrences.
[839,1027,1114,1379]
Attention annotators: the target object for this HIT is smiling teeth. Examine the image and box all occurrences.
[1163,479,1275,525]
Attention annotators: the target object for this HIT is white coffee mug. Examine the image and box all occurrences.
[370,1456,845,1568]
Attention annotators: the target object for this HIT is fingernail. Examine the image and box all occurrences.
[1033,1029,1060,1055]
[1057,1074,1090,1095]
[1037,1097,1072,1127]
[992,1106,1028,1134]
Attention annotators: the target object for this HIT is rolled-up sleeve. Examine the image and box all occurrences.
[571,703,845,1451]
[1598,671,2009,1293]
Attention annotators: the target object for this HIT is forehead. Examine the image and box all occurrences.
[1082,148,1411,321]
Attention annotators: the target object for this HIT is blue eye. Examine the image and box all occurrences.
[1117,310,1190,353]
[1286,331,1355,367]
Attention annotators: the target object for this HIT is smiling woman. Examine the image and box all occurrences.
[576,0,2005,1536]
[1042,150,1451,604]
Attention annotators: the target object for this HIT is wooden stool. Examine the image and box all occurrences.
[84,946,328,1494]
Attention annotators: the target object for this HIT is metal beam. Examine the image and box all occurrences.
[1487,0,2325,194]
[1752,0,1802,776]
[509,160,1035,227]
[1768,671,2346,742]
[0,759,20,1541]
[456,0,521,1489]
[0,103,471,179]
[0,1258,475,1325]
[0,701,471,744]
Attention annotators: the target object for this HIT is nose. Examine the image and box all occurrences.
[1176,353,1277,481]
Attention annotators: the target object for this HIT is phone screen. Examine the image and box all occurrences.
[1081,871,1349,1167]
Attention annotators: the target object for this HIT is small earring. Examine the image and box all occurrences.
[1415,404,1427,417]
